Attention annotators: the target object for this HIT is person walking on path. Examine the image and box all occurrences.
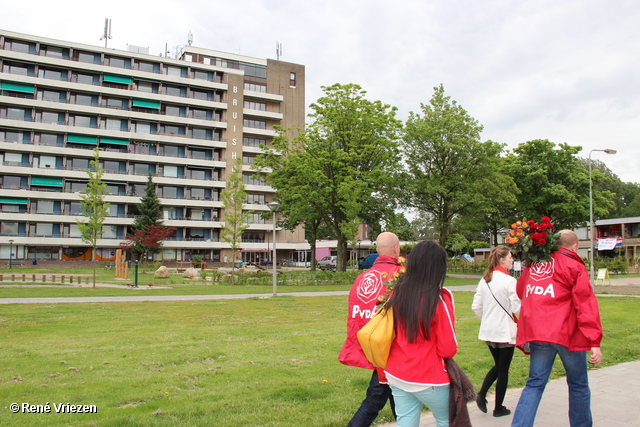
[339,232,402,426]
[384,241,458,427]
[472,246,521,417]
[511,230,603,427]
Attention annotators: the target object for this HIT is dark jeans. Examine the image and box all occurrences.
[347,370,396,427]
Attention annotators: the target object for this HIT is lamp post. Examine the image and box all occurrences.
[267,201,280,296]
[589,148,617,288]
[8,239,14,269]
[357,239,362,260]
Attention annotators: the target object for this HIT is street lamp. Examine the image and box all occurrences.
[357,239,362,260]
[267,201,280,297]
[8,239,14,269]
[589,148,617,287]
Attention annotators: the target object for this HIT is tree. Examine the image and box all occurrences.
[255,84,403,271]
[381,212,415,241]
[402,84,517,247]
[220,157,253,282]
[504,139,615,230]
[445,233,469,256]
[125,174,167,261]
[77,147,110,288]
[582,158,640,219]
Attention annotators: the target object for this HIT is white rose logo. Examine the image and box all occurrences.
[356,270,383,304]
[530,259,554,280]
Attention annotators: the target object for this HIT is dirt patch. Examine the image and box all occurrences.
[595,285,640,296]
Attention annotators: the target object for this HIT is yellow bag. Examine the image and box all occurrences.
[356,305,396,368]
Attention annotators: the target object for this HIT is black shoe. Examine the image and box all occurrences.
[493,406,511,417]
[476,395,487,413]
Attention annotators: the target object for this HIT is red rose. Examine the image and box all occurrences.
[541,216,551,223]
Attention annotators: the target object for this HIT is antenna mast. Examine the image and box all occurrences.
[100,18,112,48]
[188,31,193,46]
[276,42,282,60]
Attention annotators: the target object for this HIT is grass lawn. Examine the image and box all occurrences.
[1,285,638,427]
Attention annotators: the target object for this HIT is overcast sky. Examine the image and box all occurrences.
[2,0,638,182]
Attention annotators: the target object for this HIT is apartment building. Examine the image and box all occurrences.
[0,29,306,264]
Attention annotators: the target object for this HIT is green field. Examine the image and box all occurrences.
[1,282,638,426]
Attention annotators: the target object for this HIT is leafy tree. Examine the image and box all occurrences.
[126,174,166,261]
[582,158,640,219]
[255,84,403,271]
[77,147,110,288]
[504,139,615,230]
[402,84,517,247]
[382,212,415,241]
[221,157,253,282]
[445,233,469,256]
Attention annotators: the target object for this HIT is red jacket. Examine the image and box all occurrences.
[384,288,458,386]
[338,256,401,369]
[516,249,603,351]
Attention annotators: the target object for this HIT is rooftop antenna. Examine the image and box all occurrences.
[276,41,283,60]
[188,31,193,46]
[100,18,112,48]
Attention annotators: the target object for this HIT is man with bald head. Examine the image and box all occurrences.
[512,230,603,427]
[339,232,401,426]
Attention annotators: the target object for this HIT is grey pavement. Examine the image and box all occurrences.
[378,360,640,426]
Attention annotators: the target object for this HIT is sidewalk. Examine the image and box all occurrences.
[378,360,640,426]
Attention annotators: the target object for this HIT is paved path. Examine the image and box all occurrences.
[378,360,640,426]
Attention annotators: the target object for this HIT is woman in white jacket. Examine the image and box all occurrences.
[471,246,521,418]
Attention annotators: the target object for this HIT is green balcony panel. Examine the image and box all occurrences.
[67,135,98,144]
[1,82,35,93]
[31,176,63,187]
[0,197,28,204]
[132,99,160,109]
[103,74,133,85]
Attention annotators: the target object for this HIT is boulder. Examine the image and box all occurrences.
[154,266,170,278]
[183,268,199,279]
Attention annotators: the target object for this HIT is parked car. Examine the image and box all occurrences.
[358,253,379,270]
[317,255,337,270]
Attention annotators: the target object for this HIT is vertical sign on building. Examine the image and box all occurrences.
[226,74,244,166]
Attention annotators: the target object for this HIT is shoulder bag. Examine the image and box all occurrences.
[357,303,395,368]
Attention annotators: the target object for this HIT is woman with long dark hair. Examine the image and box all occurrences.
[384,241,458,427]
[471,246,521,417]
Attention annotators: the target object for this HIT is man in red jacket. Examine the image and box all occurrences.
[512,230,603,427]
[339,232,401,426]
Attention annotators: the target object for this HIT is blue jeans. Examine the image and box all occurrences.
[512,342,592,427]
[347,370,395,427]
[390,384,450,427]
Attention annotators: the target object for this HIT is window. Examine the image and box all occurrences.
[3,62,31,76]
[74,51,98,64]
[163,207,177,219]
[160,124,184,135]
[244,83,266,93]
[71,93,97,107]
[105,56,130,69]
[190,188,206,199]
[102,160,123,173]
[36,111,62,125]
[192,69,211,81]
[244,119,266,129]
[189,169,207,180]
[161,186,178,198]
[128,183,146,196]
[136,61,156,73]
[37,155,57,168]
[66,158,90,171]
[133,122,152,134]
[1,222,20,236]
[36,223,54,237]
[161,145,181,158]
[240,63,266,78]
[163,85,184,97]
[130,163,151,176]
[137,80,157,93]
[70,115,95,128]
[71,72,97,85]
[0,130,25,144]
[38,68,67,81]
[243,137,266,147]
[40,45,66,59]
[190,128,210,140]
[37,89,65,103]
[163,165,178,178]
[105,184,124,196]
[189,108,210,120]
[37,200,55,214]
[244,101,266,111]
[163,105,184,117]
[35,133,61,146]
[101,97,126,110]
[4,152,23,165]
[1,175,22,189]
[242,155,256,164]
[5,39,32,54]
[290,72,296,87]
[190,89,211,101]
[248,213,265,224]
[245,193,265,205]
[188,149,210,160]
[165,66,184,77]
[243,174,264,186]
[189,208,204,220]
[64,181,88,193]
[2,107,30,121]
[102,118,126,131]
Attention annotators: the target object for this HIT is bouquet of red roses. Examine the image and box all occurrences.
[506,216,559,263]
